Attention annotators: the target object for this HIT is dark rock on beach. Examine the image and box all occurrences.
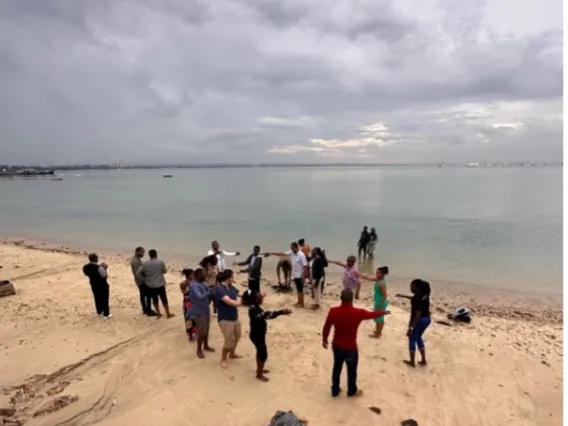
[268,411,308,426]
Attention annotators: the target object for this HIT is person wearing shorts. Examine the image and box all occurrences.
[215,269,242,368]
[266,242,309,308]
[136,249,174,319]
[188,268,216,359]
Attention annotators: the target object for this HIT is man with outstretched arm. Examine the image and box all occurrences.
[208,240,240,272]
[265,242,308,308]
[322,289,390,398]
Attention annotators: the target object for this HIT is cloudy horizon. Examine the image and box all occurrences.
[0,0,563,166]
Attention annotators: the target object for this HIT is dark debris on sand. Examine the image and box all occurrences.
[268,411,308,426]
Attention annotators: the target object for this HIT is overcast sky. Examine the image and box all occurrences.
[0,0,562,165]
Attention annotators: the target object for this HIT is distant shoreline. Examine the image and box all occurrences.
[0,162,563,172]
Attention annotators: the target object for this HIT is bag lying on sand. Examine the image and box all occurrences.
[268,411,307,426]
[447,306,471,323]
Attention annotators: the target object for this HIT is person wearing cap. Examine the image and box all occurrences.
[322,289,390,398]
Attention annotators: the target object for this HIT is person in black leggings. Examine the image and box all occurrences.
[242,290,292,382]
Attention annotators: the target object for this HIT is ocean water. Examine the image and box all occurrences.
[0,166,562,294]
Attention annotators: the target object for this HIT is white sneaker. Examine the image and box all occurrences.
[104,314,113,319]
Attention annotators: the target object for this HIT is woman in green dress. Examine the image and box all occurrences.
[360,266,389,338]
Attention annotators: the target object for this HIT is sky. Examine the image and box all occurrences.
[0,0,563,165]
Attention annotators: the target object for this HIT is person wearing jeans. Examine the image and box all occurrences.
[398,279,432,367]
[322,289,389,397]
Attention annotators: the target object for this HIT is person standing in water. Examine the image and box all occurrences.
[82,253,111,319]
[357,226,370,258]
[322,289,390,398]
[130,246,155,316]
[234,245,263,296]
[357,266,389,338]
[265,242,309,308]
[329,256,362,299]
[208,241,240,272]
[310,247,328,310]
[242,290,292,382]
[136,249,174,319]
[367,228,378,259]
[397,279,432,367]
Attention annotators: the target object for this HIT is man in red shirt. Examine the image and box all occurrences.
[322,289,389,397]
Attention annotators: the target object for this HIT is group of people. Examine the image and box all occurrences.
[357,226,378,259]
[81,234,432,395]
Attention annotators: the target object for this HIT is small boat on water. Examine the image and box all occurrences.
[51,178,63,181]
[163,174,173,178]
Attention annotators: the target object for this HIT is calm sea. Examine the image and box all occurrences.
[0,166,562,294]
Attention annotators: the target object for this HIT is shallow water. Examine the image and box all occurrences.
[0,166,562,293]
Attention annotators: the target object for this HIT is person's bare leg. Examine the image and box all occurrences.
[418,349,427,366]
[295,292,304,308]
[153,301,162,318]
[355,283,361,300]
[164,304,175,319]
[256,360,269,382]
[204,334,215,352]
[229,343,242,359]
[221,348,230,368]
[277,266,282,286]
[404,351,416,367]
[196,337,205,359]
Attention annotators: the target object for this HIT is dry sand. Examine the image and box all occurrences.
[0,240,563,426]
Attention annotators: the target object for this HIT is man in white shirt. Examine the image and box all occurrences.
[265,242,309,308]
[207,241,240,272]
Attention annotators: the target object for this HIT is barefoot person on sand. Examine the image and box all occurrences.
[322,289,390,398]
[276,257,292,288]
[265,242,309,308]
[310,247,328,310]
[136,249,174,319]
[242,290,292,382]
[358,266,389,338]
[180,268,196,341]
[397,279,431,367]
[215,269,243,368]
[131,246,155,316]
[82,253,111,319]
[329,256,362,299]
[188,268,216,359]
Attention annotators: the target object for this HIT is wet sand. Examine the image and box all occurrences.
[0,239,563,426]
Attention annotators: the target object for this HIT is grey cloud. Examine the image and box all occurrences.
[0,0,562,165]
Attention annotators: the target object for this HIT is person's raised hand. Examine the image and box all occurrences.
[384,310,391,315]
[236,251,241,256]
[283,309,292,315]
[263,253,271,257]
[101,263,108,269]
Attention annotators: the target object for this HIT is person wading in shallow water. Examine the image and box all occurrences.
[82,253,111,319]
[322,289,390,398]
[130,246,155,316]
[357,226,370,258]
[397,279,432,367]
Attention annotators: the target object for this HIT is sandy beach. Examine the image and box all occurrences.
[0,239,563,426]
